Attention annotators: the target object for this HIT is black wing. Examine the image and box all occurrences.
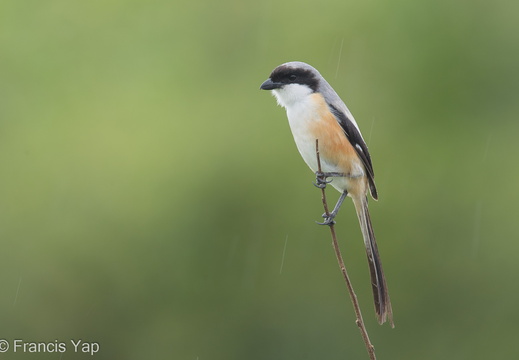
[329,104,378,200]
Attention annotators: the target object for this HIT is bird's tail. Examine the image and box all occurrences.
[352,195,394,327]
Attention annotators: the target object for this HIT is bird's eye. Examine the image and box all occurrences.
[289,74,297,81]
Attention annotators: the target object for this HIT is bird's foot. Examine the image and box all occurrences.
[313,171,347,188]
[316,212,337,226]
[313,171,333,189]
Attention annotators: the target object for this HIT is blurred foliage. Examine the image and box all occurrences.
[1,0,519,359]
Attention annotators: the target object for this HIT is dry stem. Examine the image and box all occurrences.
[315,139,377,360]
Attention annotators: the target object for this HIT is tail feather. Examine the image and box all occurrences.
[352,195,394,327]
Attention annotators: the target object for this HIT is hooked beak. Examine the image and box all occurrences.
[260,78,282,90]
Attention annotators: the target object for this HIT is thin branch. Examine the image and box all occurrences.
[315,139,377,360]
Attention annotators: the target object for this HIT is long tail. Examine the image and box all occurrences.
[352,194,394,327]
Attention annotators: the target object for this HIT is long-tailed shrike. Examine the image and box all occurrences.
[260,61,393,326]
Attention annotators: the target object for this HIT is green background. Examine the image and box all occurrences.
[1,0,519,359]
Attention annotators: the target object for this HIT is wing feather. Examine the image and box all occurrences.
[328,104,378,200]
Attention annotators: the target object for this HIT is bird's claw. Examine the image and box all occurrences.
[313,172,333,188]
[316,212,336,226]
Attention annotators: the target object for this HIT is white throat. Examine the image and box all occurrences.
[271,83,313,108]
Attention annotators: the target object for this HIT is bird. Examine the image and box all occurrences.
[260,61,393,326]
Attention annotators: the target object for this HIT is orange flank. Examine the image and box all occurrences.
[307,93,363,178]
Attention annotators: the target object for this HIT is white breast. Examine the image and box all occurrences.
[285,100,321,173]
